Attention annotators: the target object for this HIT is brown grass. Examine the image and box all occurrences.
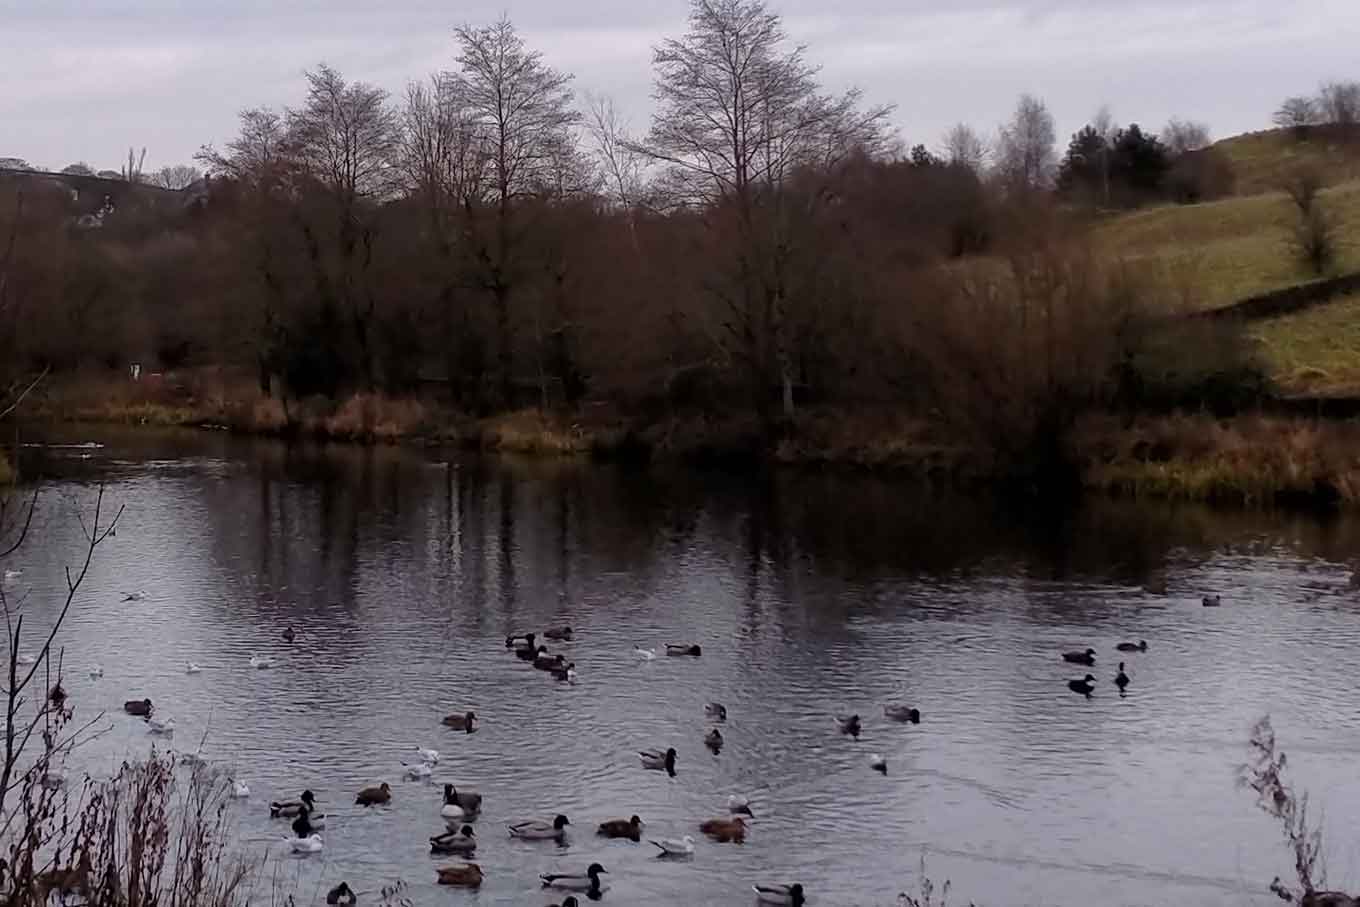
[475,409,594,455]
[322,393,429,443]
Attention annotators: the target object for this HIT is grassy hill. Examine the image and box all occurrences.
[1212,127,1360,195]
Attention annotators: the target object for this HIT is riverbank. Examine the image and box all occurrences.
[15,373,1360,509]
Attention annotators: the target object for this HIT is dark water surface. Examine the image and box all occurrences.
[9,427,1360,906]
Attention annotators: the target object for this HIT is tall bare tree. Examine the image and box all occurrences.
[942,123,988,172]
[636,0,893,422]
[196,108,289,185]
[1274,96,1320,139]
[1160,118,1212,156]
[149,164,202,191]
[584,92,647,213]
[450,17,581,405]
[996,93,1057,193]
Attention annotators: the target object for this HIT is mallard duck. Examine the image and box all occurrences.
[249,655,274,670]
[355,782,391,806]
[540,863,608,894]
[1202,594,1222,607]
[870,753,887,774]
[414,745,440,764]
[123,591,147,602]
[597,815,643,841]
[755,882,805,906]
[639,747,677,776]
[185,662,203,674]
[699,816,746,843]
[282,627,295,643]
[551,661,576,682]
[705,702,727,721]
[837,714,862,738]
[508,814,571,841]
[1068,674,1096,698]
[442,783,483,815]
[270,790,316,818]
[325,882,356,906]
[516,642,544,663]
[123,698,153,717]
[506,632,532,648]
[404,762,433,781]
[728,794,754,816]
[287,833,323,854]
[230,780,250,799]
[292,810,319,838]
[147,717,175,735]
[441,711,478,732]
[884,705,920,724]
[435,863,483,888]
[544,626,573,641]
[665,644,701,657]
[705,728,724,751]
[634,646,656,660]
[1116,640,1148,652]
[1115,662,1130,693]
[1062,649,1096,666]
[650,835,695,857]
[430,824,477,854]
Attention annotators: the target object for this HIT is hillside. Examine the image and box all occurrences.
[1212,127,1360,195]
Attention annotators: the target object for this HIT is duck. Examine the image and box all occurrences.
[249,655,274,670]
[884,705,921,724]
[282,626,295,643]
[1202,594,1222,607]
[699,816,746,843]
[88,666,104,680]
[515,638,542,661]
[1062,649,1096,666]
[705,702,727,721]
[870,753,887,774]
[728,794,754,816]
[1115,662,1130,693]
[544,626,573,641]
[123,591,148,602]
[325,882,356,906]
[597,815,643,841]
[666,644,702,657]
[404,762,433,781]
[287,833,323,854]
[2,569,21,582]
[147,717,175,735]
[650,835,695,857]
[755,883,806,906]
[634,646,656,661]
[508,814,571,841]
[705,728,724,752]
[442,783,483,815]
[180,752,209,769]
[442,711,478,733]
[534,652,565,672]
[540,863,608,894]
[1068,675,1096,698]
[123,698,153,717]
[292,810,319,839]
[837,714,862,738]
[506,632,532,648]
[1116,640,1148,652]
[230,780,250,799]
[414,745,440,764]
[185,662,202,675]
[551,661,576,682]
[435,863,483,888]
[270,790,316,818]
[48,682,66,708]
[639,747,677,776]
[430,824,477,854]
[547,899,580,907]
[355,782,391,806]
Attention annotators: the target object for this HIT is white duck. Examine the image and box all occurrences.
[634,646,656,661]
[186,663,203,674]
[287,833,323,854]
[414,746,440,765]
[230,780,250,799]
[147,717,176,735]
[650,835,695,857]
[404,762,433,781]
[249,655,274,670]
[3,569,21,582]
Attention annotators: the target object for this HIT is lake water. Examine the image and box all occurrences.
[8,427,1360,906]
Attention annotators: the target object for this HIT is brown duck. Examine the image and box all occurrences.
[597,815,643,841]
[123,698,153,717]
[435,863,483,887]
[442,711,478,732]
[355,782,391,806]
[700,816,747,843]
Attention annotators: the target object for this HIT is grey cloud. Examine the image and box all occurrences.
[1,0,1356,171]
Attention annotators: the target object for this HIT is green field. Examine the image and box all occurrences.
[1251,293,1360,395]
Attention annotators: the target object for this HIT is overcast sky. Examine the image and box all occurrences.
[3,0,1358,172]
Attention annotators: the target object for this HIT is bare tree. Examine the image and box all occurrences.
[1274,96,1320,139]
[1160,118,1212,156]
[584,92,648,212]
[996,93,1057,192]
[449,17,582,405]
[1317,80,1360,127]
[196,107,289,185]
[121,147,146,183]
[1284,168,1336,276]
[148,164,202,191]
[941,123,988,173]
[636,0,893,422]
